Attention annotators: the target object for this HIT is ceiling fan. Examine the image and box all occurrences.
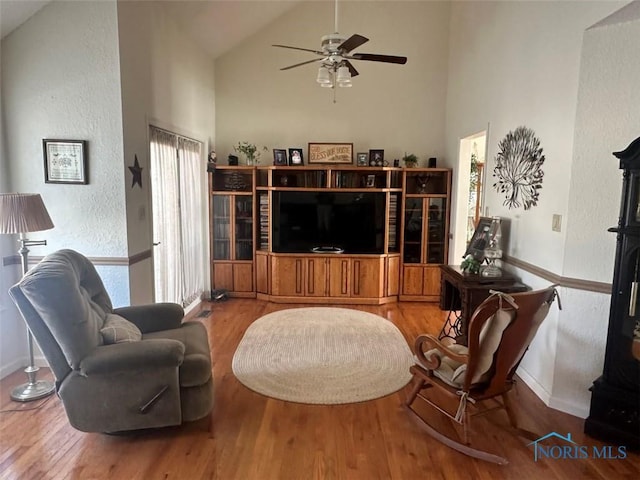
[272,0,407,88]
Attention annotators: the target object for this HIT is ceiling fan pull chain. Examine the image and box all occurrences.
[334,0,339,34]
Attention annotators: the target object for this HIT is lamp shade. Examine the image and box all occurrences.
[336,65,351,84]
[0,193,54,234]
[316,66,331,85]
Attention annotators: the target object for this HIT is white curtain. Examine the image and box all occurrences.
[178,137,205,306]
[150,126,205,306]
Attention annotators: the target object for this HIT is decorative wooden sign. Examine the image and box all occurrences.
[308,143,353,164]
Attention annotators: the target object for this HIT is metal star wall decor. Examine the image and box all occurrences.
[128,154,143,188]
[493,126,545,210]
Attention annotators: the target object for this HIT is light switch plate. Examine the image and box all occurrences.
[552,214,562,232]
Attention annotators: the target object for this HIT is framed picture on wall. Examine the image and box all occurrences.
[43,139,88,184]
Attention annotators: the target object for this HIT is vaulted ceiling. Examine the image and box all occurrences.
[0,0,299,59]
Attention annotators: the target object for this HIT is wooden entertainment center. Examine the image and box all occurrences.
[209,165,451,304]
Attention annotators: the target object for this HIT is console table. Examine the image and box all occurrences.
[438,265,529,344]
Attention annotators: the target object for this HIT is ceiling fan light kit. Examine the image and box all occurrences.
[336,65,352,87]
[316,66,332,85]
[274,0,407,93]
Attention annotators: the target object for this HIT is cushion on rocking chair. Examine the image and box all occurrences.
[426,308,516,388]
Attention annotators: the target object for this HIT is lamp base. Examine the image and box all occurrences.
[10,379,55,402]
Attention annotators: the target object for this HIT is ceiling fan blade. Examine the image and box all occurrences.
[344,60,359,78]
[273,44,324,55]
[338,34,369,53]
[280,58,325,71]
[350,53,408,65]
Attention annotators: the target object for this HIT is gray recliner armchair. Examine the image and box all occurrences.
[8,249,213,433]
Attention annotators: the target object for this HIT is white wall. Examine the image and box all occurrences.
[2,1,127,259]
[445,0,628,418]
[1,0,129,375]
[446,0,625,271]
[0,0,215,377]
[555,8,640,415]
[215,1,450,165]
[117,0,216,304]
[0,79,28,377]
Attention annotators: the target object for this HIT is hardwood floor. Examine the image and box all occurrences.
[1,299,638,479]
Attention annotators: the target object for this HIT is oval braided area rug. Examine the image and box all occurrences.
[232,307,414,404]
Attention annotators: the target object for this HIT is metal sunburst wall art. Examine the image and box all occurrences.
[493,126,545,210]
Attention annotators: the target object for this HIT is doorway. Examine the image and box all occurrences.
[452,130,487,261]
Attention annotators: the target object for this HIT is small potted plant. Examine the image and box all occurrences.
[234,141,268,165]
[461,254,481,275]
[403,153,418,168]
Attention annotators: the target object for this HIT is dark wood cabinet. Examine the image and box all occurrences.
[585,136,640,450]
[438,265,528,344]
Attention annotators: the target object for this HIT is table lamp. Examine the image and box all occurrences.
[0,193,55,401]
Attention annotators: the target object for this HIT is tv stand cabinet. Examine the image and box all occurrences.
[209,165,451,303]
[257,252,399,305]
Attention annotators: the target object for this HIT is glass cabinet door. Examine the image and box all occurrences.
[234,196,253,260]
[427,197,447,264]
[388,193,400,253]
[404,198,424,263]
[213,196,230,260]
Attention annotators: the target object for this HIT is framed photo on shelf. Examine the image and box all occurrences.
[288,148,304,165]
[365,175,376,188]
[273,149,288,166]
[356,152,369,167]
[43,139,88,184]
[369,149,384,166]
[308,143,353,164]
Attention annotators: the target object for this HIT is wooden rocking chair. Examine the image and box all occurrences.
[406,286,561,465]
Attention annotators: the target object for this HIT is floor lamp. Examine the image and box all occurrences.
[0,193,56,401]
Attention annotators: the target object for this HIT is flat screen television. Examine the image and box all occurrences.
[272,191,386,254]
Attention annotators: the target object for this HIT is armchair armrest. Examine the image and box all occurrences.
[113,303,184,333]
[80,339,185,375]
[414,334,469,370]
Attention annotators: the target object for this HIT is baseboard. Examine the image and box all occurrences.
[0,356,50,380]
[517,366,590,419]
[0,357,27,380]
[516,366,552,405]
[184,298,202,316]
[548,396,590,419]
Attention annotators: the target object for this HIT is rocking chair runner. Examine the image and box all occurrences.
[406,286,561,465]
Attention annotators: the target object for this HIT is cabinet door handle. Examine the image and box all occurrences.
[630,281,638,317]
